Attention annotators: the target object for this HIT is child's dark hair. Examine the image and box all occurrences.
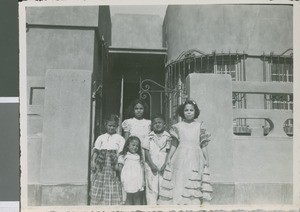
[177,100,200,119]
[150,114,166,131]
[119,136,143,159]
[151,113,165,122]
[105,114,119,125]
[126,99,149,118]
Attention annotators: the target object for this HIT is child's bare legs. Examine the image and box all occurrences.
[201,198,211,206]
[125,191,143,205]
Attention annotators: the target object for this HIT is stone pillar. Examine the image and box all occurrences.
[186,73,234,204]
[39,69,92,205]
[245,58,265,136]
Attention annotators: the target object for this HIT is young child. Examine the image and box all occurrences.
[144,114,171,205]
[90,115,125,205]
[158,100,212,205]
[118,136,145,205]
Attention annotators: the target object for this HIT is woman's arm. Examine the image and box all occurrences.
[117,155,125,173]
[123,131,130,140]
[166,138,179,162]
[91,152,98,171]
[202,146,209,167]
[117,163,123,173]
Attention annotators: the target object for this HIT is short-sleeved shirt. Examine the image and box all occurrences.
[93,133,125,154]
[144,131,171,169]
[121,118,151,148]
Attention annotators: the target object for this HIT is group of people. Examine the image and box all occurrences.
[90,99,212,206]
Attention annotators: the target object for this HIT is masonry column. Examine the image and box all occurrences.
[245,59,265,136]
[39,69,92,205]
[186,73,234,204]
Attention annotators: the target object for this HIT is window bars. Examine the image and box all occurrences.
[165,50,293,136]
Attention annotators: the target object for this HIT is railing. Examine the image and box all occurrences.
[165,50,248,126]
[232,81,293,137]
[139,79,185,123]
[262,51,293,83]
[262,52,293,134]
[165,50,293,136]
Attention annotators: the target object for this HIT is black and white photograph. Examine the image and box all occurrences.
[19,1,300,211]
[0,1,20,212]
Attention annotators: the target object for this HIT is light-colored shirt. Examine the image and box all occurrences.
[144,131,171,169]
[122,118,151,148]
[93,133,125,154]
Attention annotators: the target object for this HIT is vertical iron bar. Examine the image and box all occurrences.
[214,52,217,74]
[284,56,287,82]
[206,55,209,73]
[243,52,246,81]
[229,51,231,78]
[240,53,243,81]
[201,56,203,73]
[276,55,280,82]
[194,56,197,73]
[236,53,239,81]
[270,53,273,81]
[263,53,266,82]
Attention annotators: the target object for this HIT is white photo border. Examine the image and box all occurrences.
[19,0,300,211]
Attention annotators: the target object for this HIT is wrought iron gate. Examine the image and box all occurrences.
[139,78,187,126]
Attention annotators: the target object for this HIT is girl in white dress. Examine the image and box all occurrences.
[118,136,144,205]
[158,100,213,205]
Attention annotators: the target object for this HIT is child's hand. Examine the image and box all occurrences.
[160,163,167,175]
[150,164,159,175]
[91,161,96,172]
[113,164,119,172]
[166,158,172,167]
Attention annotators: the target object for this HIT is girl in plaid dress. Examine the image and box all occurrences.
[90,115,125,205]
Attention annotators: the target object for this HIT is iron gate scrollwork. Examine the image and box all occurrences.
[139,78,187,126]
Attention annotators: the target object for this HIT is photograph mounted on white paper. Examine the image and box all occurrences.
[20,1,297,210]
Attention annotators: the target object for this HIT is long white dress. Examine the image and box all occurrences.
[159,121,212,205]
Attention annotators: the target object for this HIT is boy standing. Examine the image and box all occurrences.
[144,114,171,205]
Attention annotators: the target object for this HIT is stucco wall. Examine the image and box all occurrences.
[186,74,234,183]
[27,6,102,27]
[164,5,293,60]
[112,14,163,49]
[186,73,293,204]
[27,28,95,77]
[26,6,111,205]
[234,137,293,183]
[26,6,111,77]
[26,14,96,187]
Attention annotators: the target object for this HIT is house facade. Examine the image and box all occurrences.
[26,5,293,206]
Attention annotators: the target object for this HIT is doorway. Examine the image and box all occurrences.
[102,48,166,132]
